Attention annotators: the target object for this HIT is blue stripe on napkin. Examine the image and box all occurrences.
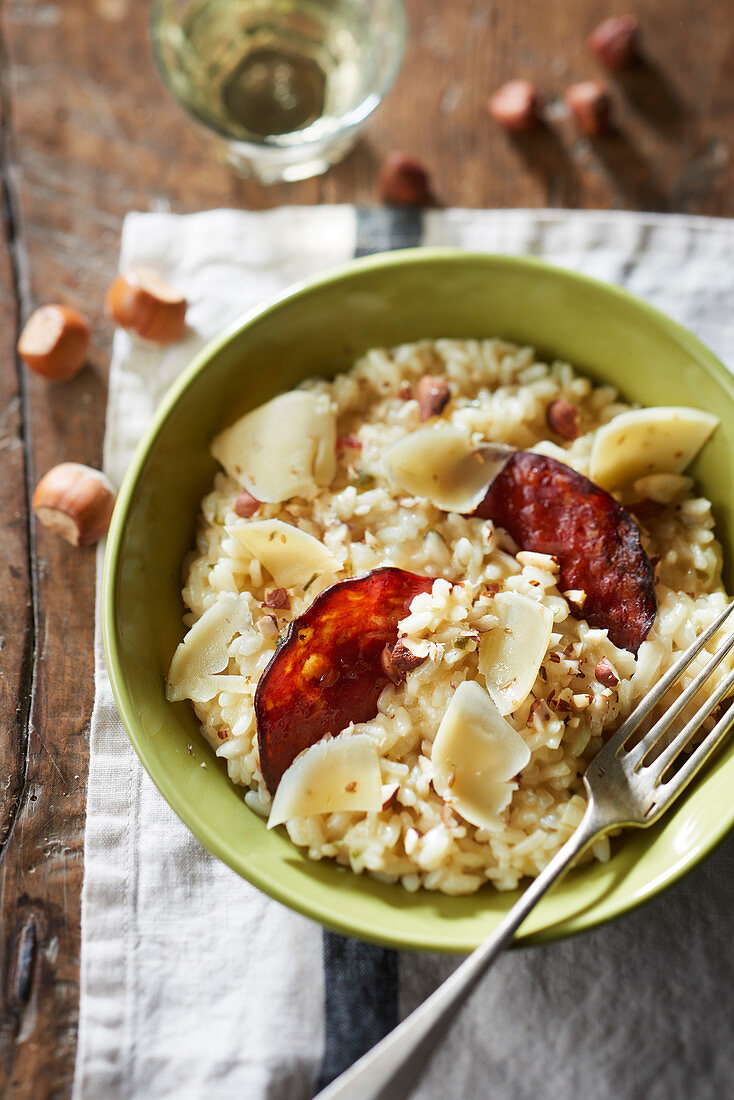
[315,934,400,1091]
[355,205,424,257]
[315,205,423,1093]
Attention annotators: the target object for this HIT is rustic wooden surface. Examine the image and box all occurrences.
[0,0,732,1094]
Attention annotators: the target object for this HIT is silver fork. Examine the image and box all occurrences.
[315,601,734,1100]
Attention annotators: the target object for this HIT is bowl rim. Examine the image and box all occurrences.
[103,247,734,951]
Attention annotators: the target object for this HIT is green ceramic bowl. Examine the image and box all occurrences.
[104,249,734,953]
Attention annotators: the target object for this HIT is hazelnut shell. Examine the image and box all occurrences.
[32,462,116,547]
[487,79,539,132]
[378,153,431,206]
[106,267,187,345]
[588,15,639,70]
[18,304,90,381]
[565,81,612,137]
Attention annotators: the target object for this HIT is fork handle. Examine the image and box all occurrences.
[314,803,606,1100]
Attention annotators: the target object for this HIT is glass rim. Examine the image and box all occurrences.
[149,0,408,151]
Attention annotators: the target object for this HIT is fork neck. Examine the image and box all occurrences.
[487,802,606,952]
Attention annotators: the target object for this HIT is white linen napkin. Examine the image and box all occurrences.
[75,207,734,1100]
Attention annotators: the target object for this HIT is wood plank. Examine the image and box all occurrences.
[0,4,39,1093]
[0,55,30,855]
[352,0,734,214]
[0,0,733,1095]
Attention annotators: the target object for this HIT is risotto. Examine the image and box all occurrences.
[167,338,729,895]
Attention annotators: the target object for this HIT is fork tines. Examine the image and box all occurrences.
[589,602,734,815]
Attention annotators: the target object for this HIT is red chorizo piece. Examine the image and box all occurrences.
[255,568,433,792]
[475,451,656,652]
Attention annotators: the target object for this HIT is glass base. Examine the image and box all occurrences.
[220,129,360,184]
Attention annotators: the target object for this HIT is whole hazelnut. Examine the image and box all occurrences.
[588,15,639,70]
[565,81,612,137]
[105,267,187,345]
[18,304,90,381]
[378,153,431,206]
[32,463,116,546]
[487,79,540,132]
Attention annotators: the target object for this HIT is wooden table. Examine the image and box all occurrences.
[1,0,732,1093]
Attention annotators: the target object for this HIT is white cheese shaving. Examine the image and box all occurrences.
[167,594,252,703]
[432,681,531,828]
[478,592,553,715]
[211,390,336,502]
[383,426,512,513]
[589,406,718,490]
[227,518,339,588]
[267,735,382,827]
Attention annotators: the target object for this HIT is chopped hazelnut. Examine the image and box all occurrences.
[378,152,431,206]
[595,656,620,687]
[487,79,540,132]
[565,81,612,137]
[265,587,290,610]
[546,397,580,440]
[564,589,587,612]
[527,697,546,726]
[381,640,426,685]
[234,489,261,518]
[588,15,639,70]
[416,375,450,420]
[381,782,400,809]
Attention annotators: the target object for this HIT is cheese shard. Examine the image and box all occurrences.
[383,426,512,513]
[211,390,336,502]
[589,407,718,490]
[432,681,531,828]
[478,592,553,715]
[228,518,339,588]
[267,734,382,827]
[167,594,252,703]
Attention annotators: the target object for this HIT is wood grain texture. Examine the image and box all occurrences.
[0,0,732,1095]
